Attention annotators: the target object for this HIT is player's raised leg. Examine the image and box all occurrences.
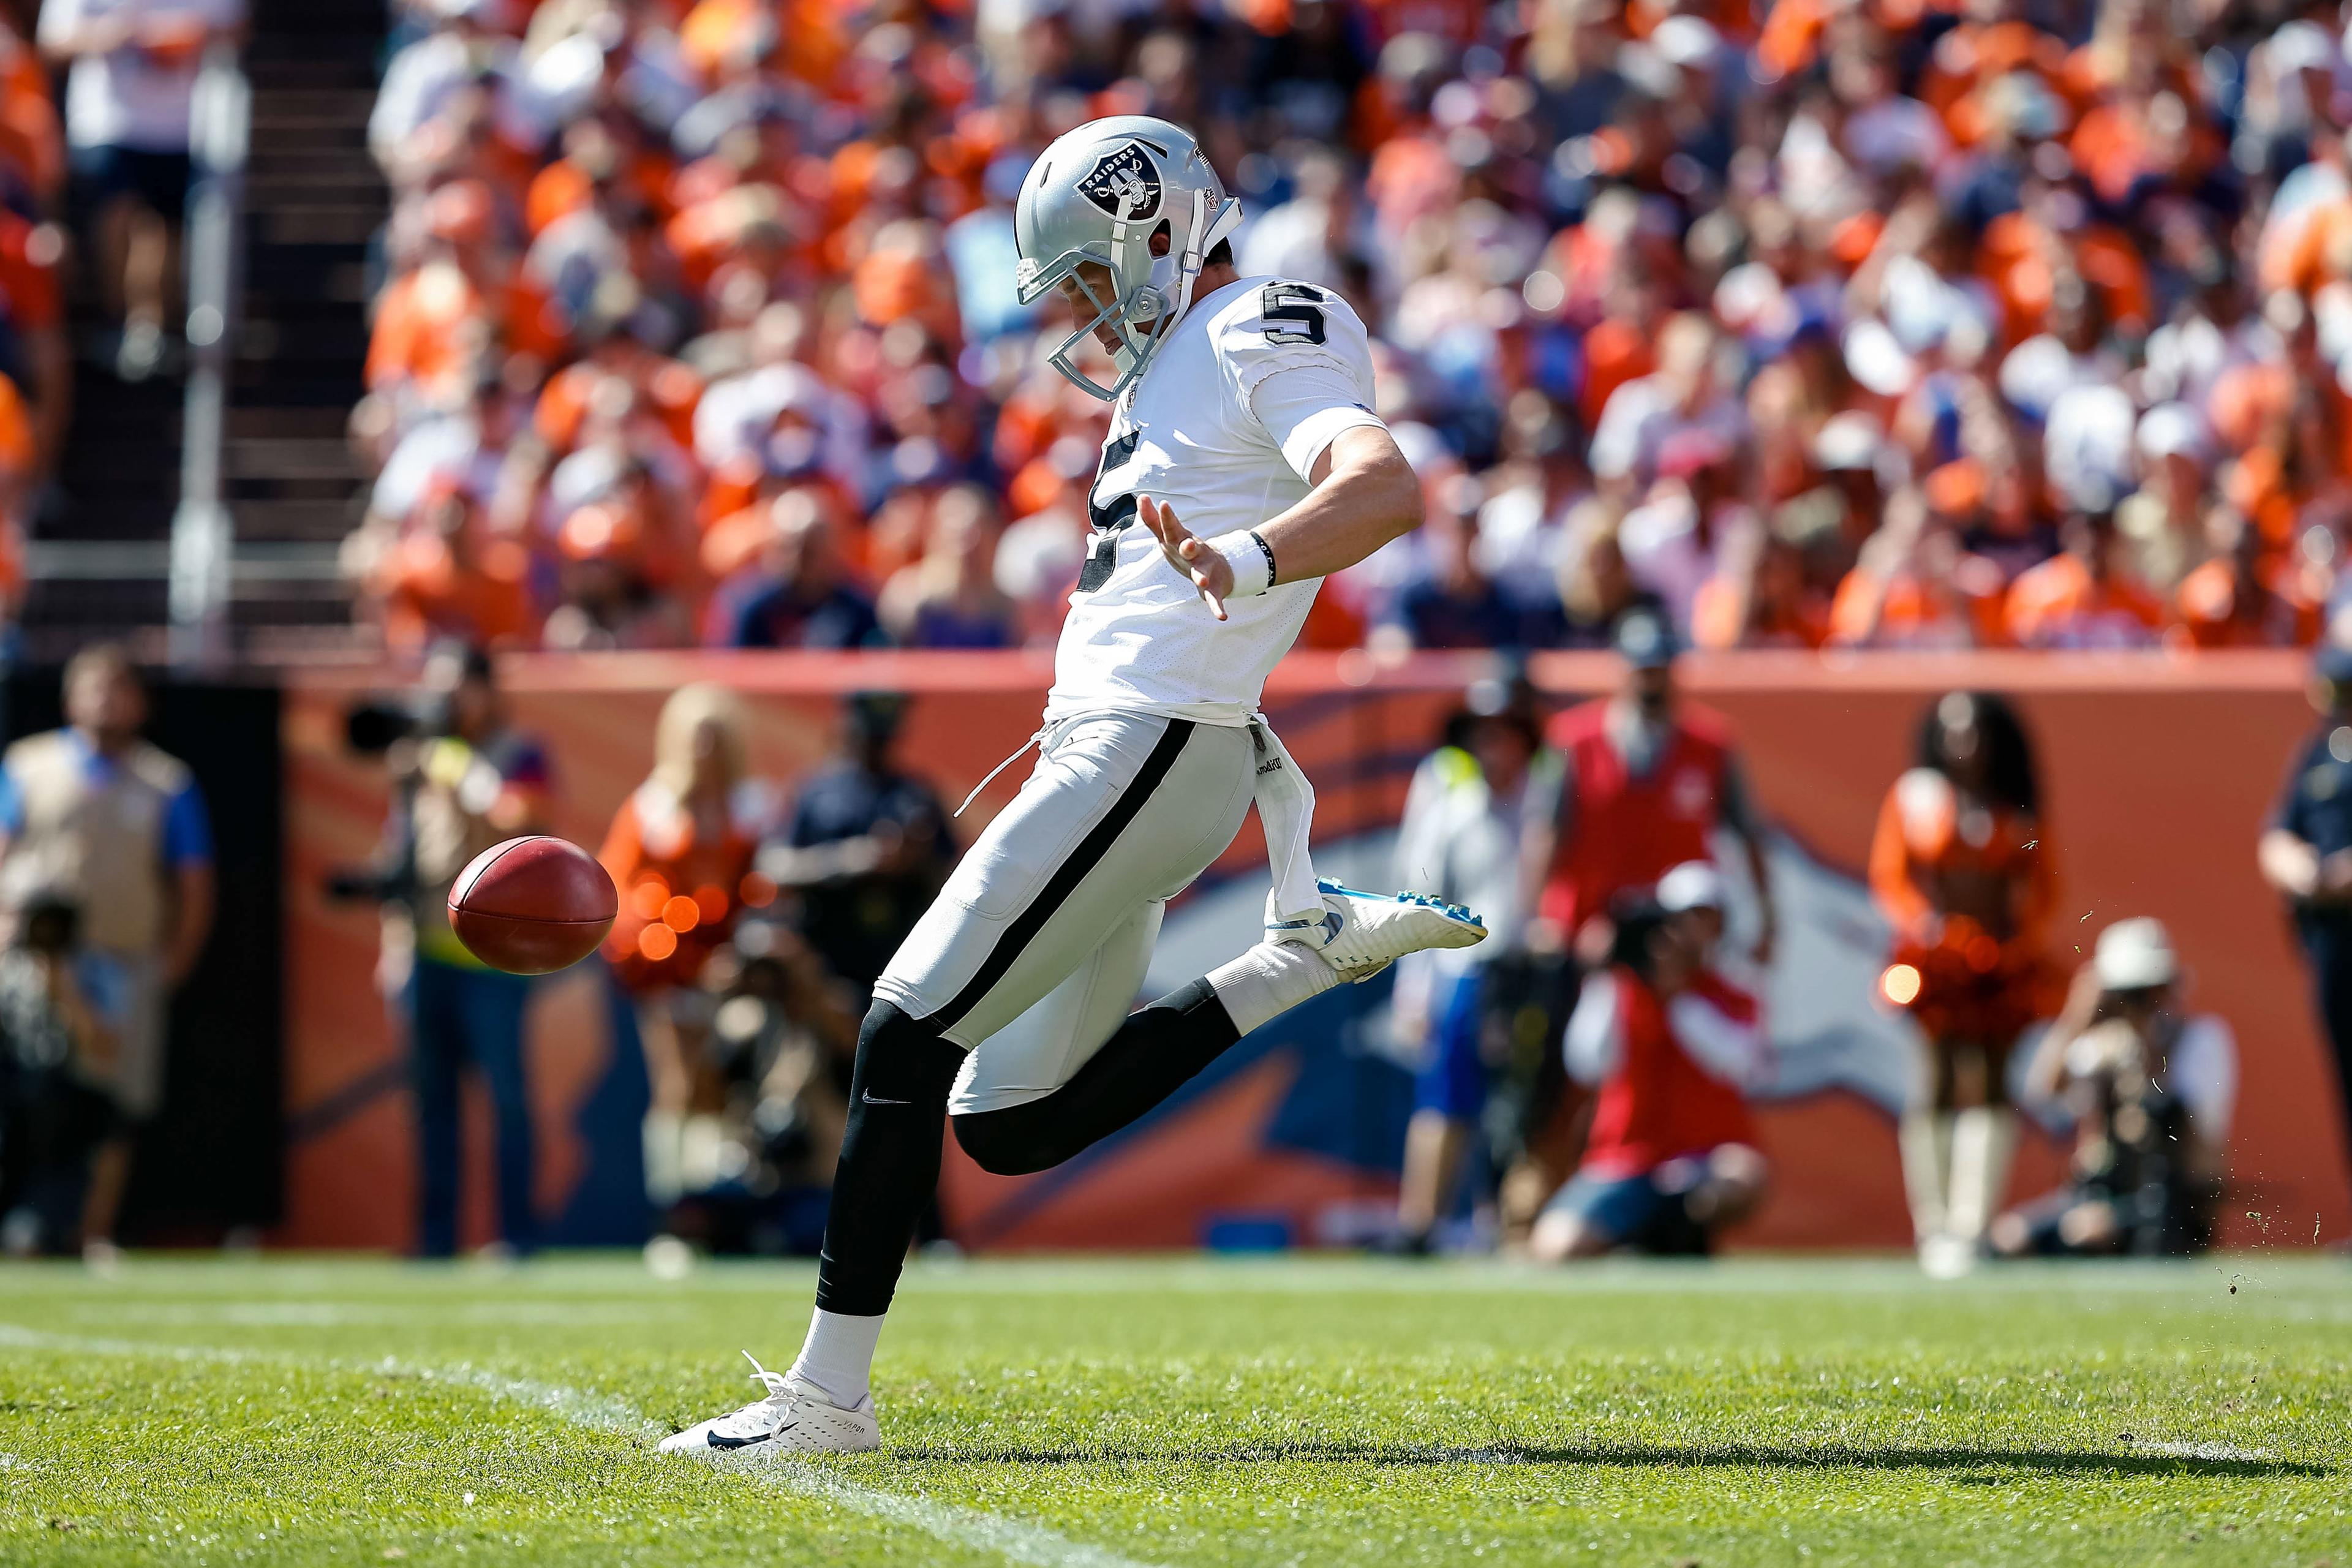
[951,878,1486,1175]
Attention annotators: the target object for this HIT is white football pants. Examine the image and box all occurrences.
[871,713,1258,1114]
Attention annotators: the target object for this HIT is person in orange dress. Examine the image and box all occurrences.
[1869,690,2058,1276]
[598,684,771,1223]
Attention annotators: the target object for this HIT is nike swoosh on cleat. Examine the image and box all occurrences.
[705,1428,777,1450]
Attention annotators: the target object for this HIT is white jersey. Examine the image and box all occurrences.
[1044,276,1385,726]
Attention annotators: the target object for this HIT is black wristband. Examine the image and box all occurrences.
[1250,529,1279,589]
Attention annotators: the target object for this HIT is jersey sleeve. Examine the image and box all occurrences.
[1217,281,1385,482]
[162,780,214,869]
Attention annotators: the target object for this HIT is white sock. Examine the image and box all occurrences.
[1946,1107,2017,1242]
[1897,1111,1952,1240]
[641,1110,685,1207]
[788,1306,883,1408]
[1207,940,1340,1035]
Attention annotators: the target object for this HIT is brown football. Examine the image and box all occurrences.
[447,836,617,975]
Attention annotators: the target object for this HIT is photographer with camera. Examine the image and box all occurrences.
[0,889,129,1258]
[652,918,858,1258]
[345,641,552,1259]
[1989,918,2235,1259]
[1528,867,1771,1261]
[0,645,213,1270]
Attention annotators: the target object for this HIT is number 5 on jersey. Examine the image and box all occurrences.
[1260,283,1327,346]
[1080,428,1144,593]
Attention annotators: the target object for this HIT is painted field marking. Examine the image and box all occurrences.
[0,1324,1172,1568]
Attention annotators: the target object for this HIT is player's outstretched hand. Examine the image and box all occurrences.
[1139,495,1231,621]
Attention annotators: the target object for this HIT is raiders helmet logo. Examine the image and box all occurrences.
[1077,143,1163,219]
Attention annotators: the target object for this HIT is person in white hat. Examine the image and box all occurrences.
[1988,918,2236,1258]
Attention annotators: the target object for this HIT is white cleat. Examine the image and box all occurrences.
[657,1352,880,1458]
[1283,877,1486,982]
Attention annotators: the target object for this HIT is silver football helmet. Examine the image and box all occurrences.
[1014,116,1243,401]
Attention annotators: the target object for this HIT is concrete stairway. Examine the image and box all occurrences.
[18,0,383,660]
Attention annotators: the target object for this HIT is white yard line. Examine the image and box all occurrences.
[2136,1440,2272,1463]
[0,1323,1172,1568]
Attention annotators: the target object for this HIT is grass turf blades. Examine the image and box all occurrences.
[0,1256,2346,1566]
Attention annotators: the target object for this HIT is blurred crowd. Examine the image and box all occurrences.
[0,2,80,631]
[347,0,2352,657]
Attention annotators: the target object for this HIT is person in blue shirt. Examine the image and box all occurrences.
[2258,641,2352,1227]
[0,644,214,1268]
[709,503,884,652]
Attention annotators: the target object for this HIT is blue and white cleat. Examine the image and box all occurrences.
[657,1352,879,1458]
[1291,876,1487,982]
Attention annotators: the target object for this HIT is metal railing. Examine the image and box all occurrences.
[168,42,252,669]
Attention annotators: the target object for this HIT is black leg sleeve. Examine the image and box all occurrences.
[813,1001,968,1316]
[951,978,1241,1177]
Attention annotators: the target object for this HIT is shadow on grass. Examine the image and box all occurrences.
[875,1440,2326,1479]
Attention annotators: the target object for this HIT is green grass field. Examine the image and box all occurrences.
[1,1254,2346,1567]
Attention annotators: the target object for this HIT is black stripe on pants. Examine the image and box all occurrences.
[927,717,1196,1030]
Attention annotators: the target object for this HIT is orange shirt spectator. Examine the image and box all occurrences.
[0,369,37,486]
[2176,554,2323,648]
[1831,565,1996,647]
[376,530,538,654]
[2002,521,2166,647]
[597,685,766,993]
[0,25,61,207]
[532,345,704,456]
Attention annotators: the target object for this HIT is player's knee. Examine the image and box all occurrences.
[949,1107,1058,1176]
[851,1002,965,1106]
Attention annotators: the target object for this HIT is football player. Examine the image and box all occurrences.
[660,115,1487,1457]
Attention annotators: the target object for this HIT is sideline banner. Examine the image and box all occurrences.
[277,650,2350,1253]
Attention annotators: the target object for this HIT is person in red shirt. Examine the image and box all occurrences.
[0,208,67,476]
[1523,609,1778,967]
[1509,610,1776,1238]
[1528,864,1770,1259]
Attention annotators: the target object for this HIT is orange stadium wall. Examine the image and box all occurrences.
[277,650,2352,1254]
